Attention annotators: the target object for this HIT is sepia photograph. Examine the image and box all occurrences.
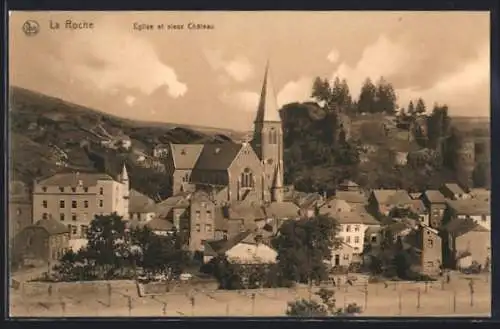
[8,11,491,317]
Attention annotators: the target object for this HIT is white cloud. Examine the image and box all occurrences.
[327,49,339,63]
[219,90,259,112]
[204,49,254,82]
[277,77,314,107]
[58,25,187,98]
[125,96,136,106]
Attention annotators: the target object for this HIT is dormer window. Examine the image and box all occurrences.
[42,186,47,192]
[59,187,65,193]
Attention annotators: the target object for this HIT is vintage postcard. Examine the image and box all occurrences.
[8,11,491,317]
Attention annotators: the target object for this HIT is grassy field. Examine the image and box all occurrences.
[10,274,490,318]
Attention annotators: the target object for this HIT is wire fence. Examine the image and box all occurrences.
[9,275,491,317]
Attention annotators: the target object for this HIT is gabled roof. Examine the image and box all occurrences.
[146,218,174,232]
[192,143,242,171]
[205,231,269,257]
[334,210,379,225]
[409,199,426,214]
[36,172,116,186]
[446,199,490,216]
[372,189,412,205]
[320,198,352,212]
[443,183,466,195]
[129,189,156,213]
[335,191,367,204]
[254,62,281,123]
[264,201,300,219]
[423,190,447,204]
[226,201,266,220]
[293,192,324,209]
[33,218,69,235]
[469,188,490,202]
[153,193,190,217]
[444,218,489,237]
[170,144,204,170]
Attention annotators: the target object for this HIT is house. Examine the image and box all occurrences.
[445,198,490,231]
[203,231,277,265]
[469,188,490,202]
[32,165,130,241]
[164,144,205,196]
[368,189,413,218]
[364,226,383,249]
[421,190,447,229]
[153,144,171,158]
[128,189,156,223]
[9,180,33,241]
[319,198,352,215]
[263,201,300,228]
[291,192,325,218]
[442,218,490,270]
[440,183,469,200]
[189,191,217,252]
[401,224,442,276]
[222,200,265,237]
[408,199,429,226]
[335,190,367,206]
[331,207,380,255]
[338,180,361,192]
[12,218,70,267]
[330,242,355,267]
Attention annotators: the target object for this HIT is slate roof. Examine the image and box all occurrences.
[423,190,447,204]
[335,191,367,204]
[264,201,300,219]
[446,199,490,216]
[37,172,116,186]
[33,218,70,235]
[204,231,267,257]
[154,193,191,218]
[145,218,174,231]
[372,189,412,206]
[409,199,427,214]
[170,144,204,170]
[334,210,379,225]
[226,201,266,220]
[444,218,489,237]
[469,188,490,202]
[192,143,242,171]
[320,198,352,213]
[129,189,156,213]
[294,192,324,209]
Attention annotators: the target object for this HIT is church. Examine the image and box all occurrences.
[164,62,286,206]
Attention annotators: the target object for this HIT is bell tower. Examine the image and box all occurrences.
[251,61,284,203]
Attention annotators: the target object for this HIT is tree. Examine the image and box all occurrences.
[427,103,451,151]
[357,78,377,114]
[311,77,332,108]
[375,77,398,115]
[286,288,362,317]
[416,98,426,114]
[407,101,416,116]
[272,215,339,284]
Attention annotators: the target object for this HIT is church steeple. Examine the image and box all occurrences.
[254,61,281,123]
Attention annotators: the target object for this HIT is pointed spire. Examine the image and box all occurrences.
[121,163,129,182]
[254,61,281,123]
[274,163,283,188]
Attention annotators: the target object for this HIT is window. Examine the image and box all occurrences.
[60,213,65,221]
[241,168,254,188]
[99,200,103,208]
[42,213,48,220]
[268,128,278,145]
[346,236,351,243]
[343,254,349,260]
[99,187,104,195]
[481,215,487,222]
[81,225,88,238]
[354,236,360,244]
[84,200,89,208]
[82,213,88,221]
[42,186,47,192]
[59,187,65,193]
[72,213,77,221]
[83,187,88,193]
[371,235,377,243]
[72,200,77,209]
[205,224,212,232]
[71,187,76,193]
[71,225,77,235]
[42,200,48,208]
[207,211,212,220]
[354,225,360,232]
[427,238,434,248]
[59,200,65,208]
[195,224,201,232]
[346,225,351,232]
[195,211,201,221]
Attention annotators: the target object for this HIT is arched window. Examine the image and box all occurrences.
[241,168,254,188]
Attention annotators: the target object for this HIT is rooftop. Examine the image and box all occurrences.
[372,189,412,205]
[36,171,116,187]
[33,218,70,235]
[446,199,490,216]
[191,142,242,172]
[170,144,204,170]
[423,190,447,204]
[129,189,156,213]
[334,190,367,204]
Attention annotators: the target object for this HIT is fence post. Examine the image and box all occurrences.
[162,302,167,316]
[453,290,456,313]
[127,296,132,316]
[398,290,402,315]
[469,281,474,307]
[425,281,428,293]
[416,287,421,311]
[108,283,112,307]
[251,293,256,315]
[190,296,195,316]
[441,279,445,290]
[48,284,53,297]
[61,301,66,316]
[364,283,368,310]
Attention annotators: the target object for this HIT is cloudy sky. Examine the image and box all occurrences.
[10,11,490,131]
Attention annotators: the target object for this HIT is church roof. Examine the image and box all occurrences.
[192,142,242,171]
[36,172,116,186]
[170,144,204,170]
[254,62,281,123]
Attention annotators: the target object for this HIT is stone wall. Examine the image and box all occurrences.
[20,280,138,298]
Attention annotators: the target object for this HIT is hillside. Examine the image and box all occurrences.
[8,87,240,199]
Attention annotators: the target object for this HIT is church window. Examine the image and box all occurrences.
[268,128,278,145]
[241,168,254,188]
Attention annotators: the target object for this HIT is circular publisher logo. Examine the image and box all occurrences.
[22,20,40,36]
